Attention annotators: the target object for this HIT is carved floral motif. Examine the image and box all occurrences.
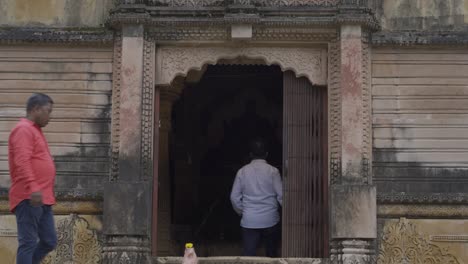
[156,46,327,86]
[377,218,460,264]
[42,215,101,264]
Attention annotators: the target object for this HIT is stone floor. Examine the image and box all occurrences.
[155,257,327,264]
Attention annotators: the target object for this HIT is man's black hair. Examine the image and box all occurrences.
[250,138,268,158]
[26,93,54,113]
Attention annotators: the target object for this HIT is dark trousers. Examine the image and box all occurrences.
[14,200,57,264]
[242,224,279,258]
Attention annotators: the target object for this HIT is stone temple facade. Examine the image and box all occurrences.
[0,0,467,263]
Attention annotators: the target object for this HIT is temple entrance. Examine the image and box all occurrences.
[159,63,328,257]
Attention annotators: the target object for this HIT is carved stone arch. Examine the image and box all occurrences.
[155,46,328,86]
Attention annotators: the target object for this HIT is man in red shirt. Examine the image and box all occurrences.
[9,93,57,264]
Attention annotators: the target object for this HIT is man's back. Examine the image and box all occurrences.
[230,159,282,229]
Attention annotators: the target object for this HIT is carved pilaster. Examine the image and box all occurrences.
[104,24,152,263]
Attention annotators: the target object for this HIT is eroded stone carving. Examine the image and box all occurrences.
[361,31,371,184]
[146,0,338,6]
[42,215,101,264]
[147,0,224,6]
[110,33,123,181]
[328,35,342,185]
[141,34,155,182]
[156,46,327,86]
[377,218,460,264]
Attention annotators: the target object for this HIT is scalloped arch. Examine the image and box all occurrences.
[155,46,327,86]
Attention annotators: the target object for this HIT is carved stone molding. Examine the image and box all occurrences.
[377,192,468,205]
[141,34,156,182]
[328,35,342,185]
[155,46,328,86]
[361,31,372,184]
[0,28,113,45]
[377,218,460,264]
[372,31,468,46]
[143,0,339,6]
[378,204,468,218]
[148,27,336,42]
[42,215,102,264]
[110,33,123,181]
[330,239,375,264]
[102,236,152,264]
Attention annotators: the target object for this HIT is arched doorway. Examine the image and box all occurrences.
[154,58,328,258]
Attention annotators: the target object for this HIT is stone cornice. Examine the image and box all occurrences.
[108,0,380,30]
[372,31,468,46]
[377,192,468,205]
[0,28,113,45]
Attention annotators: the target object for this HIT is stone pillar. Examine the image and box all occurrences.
[156,80,184,255]
[330,24,376,264]
[102,24,152,263]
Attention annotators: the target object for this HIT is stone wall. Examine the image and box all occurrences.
[0,45,113,194]
[0,44,111,263]
[0,0,114,27]
[378,0,467,31]
[372,47,468,194]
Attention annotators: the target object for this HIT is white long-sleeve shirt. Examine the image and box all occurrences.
[230,159,283,228]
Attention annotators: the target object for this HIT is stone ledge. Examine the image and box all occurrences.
[372,30,468,46]
[155,257,327,264]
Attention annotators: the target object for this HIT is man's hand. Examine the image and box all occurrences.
[30,191,43,207]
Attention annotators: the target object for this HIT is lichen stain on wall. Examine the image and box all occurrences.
[0,0,114,27]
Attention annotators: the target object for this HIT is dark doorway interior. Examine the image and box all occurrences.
[170,64,283,256]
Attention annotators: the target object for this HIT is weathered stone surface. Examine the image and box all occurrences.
[378,0,466,31]
[377,218,465,264]
[331,185,376,239]
[0,0,114,27]
[103,182,150,235]
[372,47,468,196]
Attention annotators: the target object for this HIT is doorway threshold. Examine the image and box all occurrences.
[155,257,328,264]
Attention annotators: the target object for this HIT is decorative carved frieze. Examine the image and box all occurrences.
[144,0,339,6]
[328,35,342,185]
[377,192,468,204]
[378,204,468,218]
[377,218,460,264]
[141,34,155,182]
[110,33,123,182]
[156,46,327,86]
[146,0,224,6]
[148,27,336,42]
[361,31,372,184]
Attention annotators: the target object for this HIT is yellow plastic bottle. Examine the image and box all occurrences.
[182,243,198,264]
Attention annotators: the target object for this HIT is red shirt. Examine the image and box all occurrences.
[8,118,56,211]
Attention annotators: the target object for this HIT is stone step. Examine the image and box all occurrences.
[154,257,328,264]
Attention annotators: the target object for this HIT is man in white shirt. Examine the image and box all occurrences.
[230,138,283,257]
